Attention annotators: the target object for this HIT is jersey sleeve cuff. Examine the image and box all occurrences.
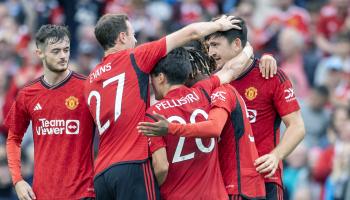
[150,142,166,154]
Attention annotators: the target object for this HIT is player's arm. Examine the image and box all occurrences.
[276,110,305,158]
[214,43,253,84]
[138,108,229,138]
[152,147,169,186]
[215,47,278,84]
[255,111,305,178]
[7,129,36,200]
[166,15,241,53]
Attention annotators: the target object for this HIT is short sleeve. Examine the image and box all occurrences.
[273,70,300,117]
[133,37,167,73]
[145,109,166,154]
[4,91,30,135]
[193,75,220,94]
[210,85,236,114]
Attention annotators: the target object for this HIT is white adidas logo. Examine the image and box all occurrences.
[34,103,42,111]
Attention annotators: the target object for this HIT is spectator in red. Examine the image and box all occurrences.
[259,0,311,52]
[316,0,350,55]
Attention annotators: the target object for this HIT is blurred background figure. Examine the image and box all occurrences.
[0,0,349,199]
[300,85,330,148]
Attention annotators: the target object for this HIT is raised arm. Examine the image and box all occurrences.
[214,43,253,84]
[166,15,241,53]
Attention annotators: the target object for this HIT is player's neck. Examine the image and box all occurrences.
[104,46,128,57]
[164,84,184,96]
[244,57,254,68]
[43,69,71,86]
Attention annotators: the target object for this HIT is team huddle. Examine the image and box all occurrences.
[4,13,305,200]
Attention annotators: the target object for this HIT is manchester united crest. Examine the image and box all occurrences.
[65,96,79,110]
[245,87,258,101]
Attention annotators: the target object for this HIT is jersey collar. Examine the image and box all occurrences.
[40,70,73,90]
[235,57,258,81]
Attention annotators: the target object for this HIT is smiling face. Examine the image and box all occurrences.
[37,37,70,73]
[207,36,241,69]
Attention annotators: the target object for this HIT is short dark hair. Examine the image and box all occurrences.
[205,16,247,47]
[95,14,128,50]
[151,47,192,85]
[35,24,70,48]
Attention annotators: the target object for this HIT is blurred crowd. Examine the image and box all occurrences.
[0,0,349,199]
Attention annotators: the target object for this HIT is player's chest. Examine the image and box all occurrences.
[233,84,274,123]
[28,91,84,119]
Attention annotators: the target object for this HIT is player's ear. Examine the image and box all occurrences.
[35,47,44,59]
[158,73,166,84]
[231,38,241,52]
[118,32,127,44]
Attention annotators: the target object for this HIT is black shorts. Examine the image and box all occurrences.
[266,183,284,200]
[229,195,248,200]
[94,159,160,200]
[228,194,265,200]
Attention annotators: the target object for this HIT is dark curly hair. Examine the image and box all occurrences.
[185,40,216,78]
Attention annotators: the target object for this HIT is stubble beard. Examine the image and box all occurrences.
[44,57,68,73]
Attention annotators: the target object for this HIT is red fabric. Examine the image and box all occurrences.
[232,59,300,187]
[6,130,23,185]
[261,5,310,43]
[316,4,349,40]
[146,78,226,200]
[211,85,265,198]
[312,146,334,183]
[85,38,167,176]
[5,72,95,199]
[168,107,227,138]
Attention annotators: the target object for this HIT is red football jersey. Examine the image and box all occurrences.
[231,59,300,187]
[211,84,265,198]
[147,76,227,200]
[5,71,95,200]
[85,38,166,176]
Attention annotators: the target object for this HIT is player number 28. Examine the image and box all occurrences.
[169,109,215,163]
[87,73,125,135]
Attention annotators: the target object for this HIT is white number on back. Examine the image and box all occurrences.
[171,109,215,163]
[88,73,125,135]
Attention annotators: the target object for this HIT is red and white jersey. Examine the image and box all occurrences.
[84,38,166,176]
[317,4,349,40]
[231,59,300,187]
[211,84,265,198]
[5,71,95,200]
[147,76,227,200]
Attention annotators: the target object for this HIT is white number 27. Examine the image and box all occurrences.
[88,73,125,135]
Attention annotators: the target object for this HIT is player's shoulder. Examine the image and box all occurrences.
[71,71,87,81]
[251,66,289,85]
[274,68,290,84]
[211,84,236,101]
[212,84,234,94]
[19,76,43,93]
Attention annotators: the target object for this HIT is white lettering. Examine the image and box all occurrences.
[155,91,200,111]
[89,63,112,83]
[35,119,80,136]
